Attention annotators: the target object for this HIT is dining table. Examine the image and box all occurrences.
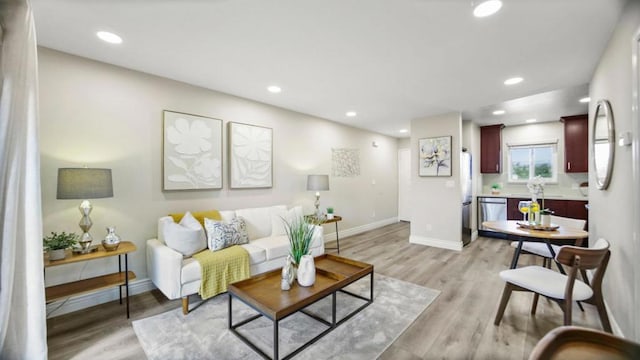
[482,220,589,270]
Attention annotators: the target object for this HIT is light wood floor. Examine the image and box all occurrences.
[46,222,603,359]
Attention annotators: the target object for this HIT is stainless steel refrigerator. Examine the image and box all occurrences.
[461,149,472,246]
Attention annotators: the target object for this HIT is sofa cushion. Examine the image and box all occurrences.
[169,210,222,227]
[204,217,249,251]
[163,212,207,257]
[271,206,304,236]
[251,235,291,261]
[236,205,286,240]
[240,243,267,264]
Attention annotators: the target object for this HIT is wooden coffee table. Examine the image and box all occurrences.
[228,254,374,360]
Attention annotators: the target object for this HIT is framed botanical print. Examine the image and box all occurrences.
[419,136,452,177]
[228,122,273,188]
[163,110,223,190]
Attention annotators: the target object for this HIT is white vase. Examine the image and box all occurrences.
[297,255,316,287]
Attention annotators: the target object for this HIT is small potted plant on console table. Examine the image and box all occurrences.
[43,231,78,261]
[326,207,334,220]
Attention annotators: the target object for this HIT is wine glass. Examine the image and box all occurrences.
[518,201,531,222]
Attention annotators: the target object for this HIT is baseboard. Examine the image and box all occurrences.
[471,230,479,242]
[323,217,398,242]
[586,269,624,337]
[409,235,463,251]
[46,278,155,318]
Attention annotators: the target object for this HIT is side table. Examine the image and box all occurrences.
[44,241,136,318]
[320,215,343,253]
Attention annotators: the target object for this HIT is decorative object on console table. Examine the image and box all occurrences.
[163,110,223,190]
[102,226,121,251]
[419,135,452,177]
[43,231,78,261]
[307,174,329,218]
[56,168,113,254]
[228,122,273,189]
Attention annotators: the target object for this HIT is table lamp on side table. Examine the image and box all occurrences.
[307,174,329,219]
[56,168,113,253]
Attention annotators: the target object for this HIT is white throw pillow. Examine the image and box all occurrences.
[271,206,304,236]
[163,211,206,257]
[204,217,250,251]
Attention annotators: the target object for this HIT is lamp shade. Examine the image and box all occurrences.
[57,168,113,199]
[306,174,329,191]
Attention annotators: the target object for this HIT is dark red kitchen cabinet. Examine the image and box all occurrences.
[481,124,504,173]
[562,114,588,173]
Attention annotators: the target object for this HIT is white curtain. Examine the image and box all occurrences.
[0,0,47,359]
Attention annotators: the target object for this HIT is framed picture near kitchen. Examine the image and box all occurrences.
[419,136,452,177]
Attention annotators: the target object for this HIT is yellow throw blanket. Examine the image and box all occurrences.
[192,245,250,300]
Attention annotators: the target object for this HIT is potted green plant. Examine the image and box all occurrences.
[326,207,334,219]
[43,231,79,260]
[491,183,501,194]
[283,216,318,266]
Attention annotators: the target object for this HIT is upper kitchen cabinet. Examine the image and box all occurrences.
[480,124,504,173]
[562,114,588,173]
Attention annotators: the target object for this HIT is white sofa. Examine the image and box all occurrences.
[146,205,324,314]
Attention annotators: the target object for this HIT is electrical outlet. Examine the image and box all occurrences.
[371,179,376,185]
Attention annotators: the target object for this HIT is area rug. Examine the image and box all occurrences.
[133,274,439,360]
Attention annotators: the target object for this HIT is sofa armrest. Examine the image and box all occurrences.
[146,238,184,300]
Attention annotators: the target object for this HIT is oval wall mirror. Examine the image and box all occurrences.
[592,99,615,190]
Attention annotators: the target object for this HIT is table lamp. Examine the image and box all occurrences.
[57,168,113,253]
[306,174,329,218]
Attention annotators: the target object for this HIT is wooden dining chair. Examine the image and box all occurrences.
[529,326,640,360]
[510,215,587,268]
[494,238,612,333]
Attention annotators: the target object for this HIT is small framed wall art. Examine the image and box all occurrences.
[419,136,452,177]
[163,110,223,190]
[228,122,273,188]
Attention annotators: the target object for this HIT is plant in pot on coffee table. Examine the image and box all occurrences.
[43,231,78,260]
[283,216,318,286]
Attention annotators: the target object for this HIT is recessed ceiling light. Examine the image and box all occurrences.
[473,0,503,18]
[504,77,523,85]
[399,129,408,133]
[346,111,357,117]
[267,85,282,93]
[96,31,122,44]
[493,110,506,115]
[579,97,591,103]
[525,118,537,123]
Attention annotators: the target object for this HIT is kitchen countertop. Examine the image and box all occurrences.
[478,193,588,201]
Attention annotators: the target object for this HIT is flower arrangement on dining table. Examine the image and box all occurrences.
[526,176,546,222]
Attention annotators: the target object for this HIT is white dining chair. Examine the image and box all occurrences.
[494,238,612,333]
[510,215,587,268]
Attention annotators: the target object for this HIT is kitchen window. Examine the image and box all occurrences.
[507,142,558,183]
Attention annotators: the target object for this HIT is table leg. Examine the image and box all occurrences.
[335,222,340,254]
[228,294,232,329]
[510,239,524,269]
[332,292,336,326]
[274,320,279,360]
[125,253,130,318]
[118,255,123,305]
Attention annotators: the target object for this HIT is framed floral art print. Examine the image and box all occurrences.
[419,136,452,177]
[163,110,223,190]
[228,122,273,188]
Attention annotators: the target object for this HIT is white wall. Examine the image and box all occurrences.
[409,112,463,251]
[39,48,399,308]
[482,121,589,198]
[589,0,640,340]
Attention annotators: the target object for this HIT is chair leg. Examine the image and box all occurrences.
[563,300,573,326]
[531,293,539,315]
[494,283,514,325]
[593,295,613,333]
[182,296,189,315]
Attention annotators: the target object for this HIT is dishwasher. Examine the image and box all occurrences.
[478,197,507,238]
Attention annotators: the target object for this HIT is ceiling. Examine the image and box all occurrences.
[30,0,625,138]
